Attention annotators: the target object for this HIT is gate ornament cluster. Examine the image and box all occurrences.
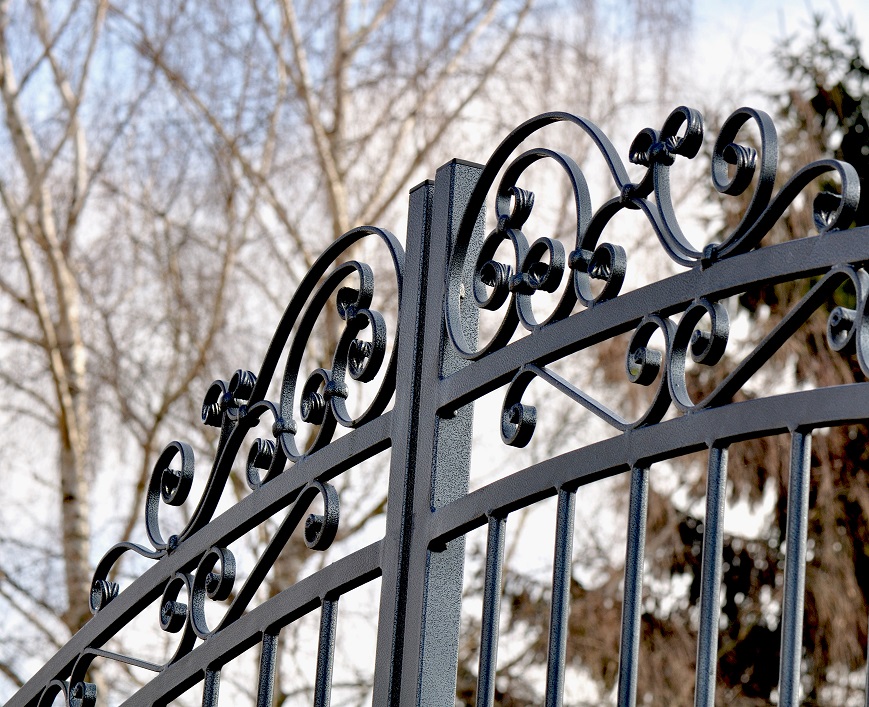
[9,106,869,706]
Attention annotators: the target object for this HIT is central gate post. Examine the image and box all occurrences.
[372,160,484,705]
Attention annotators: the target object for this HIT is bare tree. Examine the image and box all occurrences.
[0,0,248,691]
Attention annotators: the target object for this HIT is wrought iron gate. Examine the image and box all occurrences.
[8,106,869,706]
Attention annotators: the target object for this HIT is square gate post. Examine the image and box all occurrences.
[372,160,483,706]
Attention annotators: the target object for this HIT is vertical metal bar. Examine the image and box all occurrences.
[617,466,650,707]
[694,445,728,707]
[778,431,812,706]
[314,599,338,707]
[477,515,506,707]
[256,633,279,707]
[545,488,576,707]
[202,669,220,707]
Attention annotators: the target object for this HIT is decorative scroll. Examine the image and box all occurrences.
[78,226,402,692]
[150,480,339,665]
[434,106,863,446]
[500,264,869,446]
[444,105,860,361]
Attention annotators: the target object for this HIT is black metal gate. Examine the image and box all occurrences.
[8,106,869,706]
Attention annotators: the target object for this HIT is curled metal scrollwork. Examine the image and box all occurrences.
[150,479,338,664]
[668,299,730,412]
[82,226,398,693]
[502,265,869,448]
[145,441,195,552]
[445,106,861,361]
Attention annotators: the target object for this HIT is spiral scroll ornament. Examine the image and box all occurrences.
[500,264,869,449]
[81,226,398,690]
[445,106,860,361]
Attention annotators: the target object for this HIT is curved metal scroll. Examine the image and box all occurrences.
[445,106,859,360]
[47,225,404,705]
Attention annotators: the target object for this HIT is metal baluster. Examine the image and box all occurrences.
[314,599,338,707]
[202,669,220,707]
[617,466,650,707]
[694,445,728,707]
[256,633,279,707]
[545,489,576,707]
[778,431,812,706]
[477,515,506,707]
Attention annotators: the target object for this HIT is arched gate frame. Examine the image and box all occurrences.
[8,106,869,706]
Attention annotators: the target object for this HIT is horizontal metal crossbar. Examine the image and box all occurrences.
[426,385,869,548]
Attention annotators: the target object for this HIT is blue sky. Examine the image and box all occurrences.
[687,0,869,111]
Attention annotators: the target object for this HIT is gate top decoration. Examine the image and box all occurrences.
[8,105,869,707]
